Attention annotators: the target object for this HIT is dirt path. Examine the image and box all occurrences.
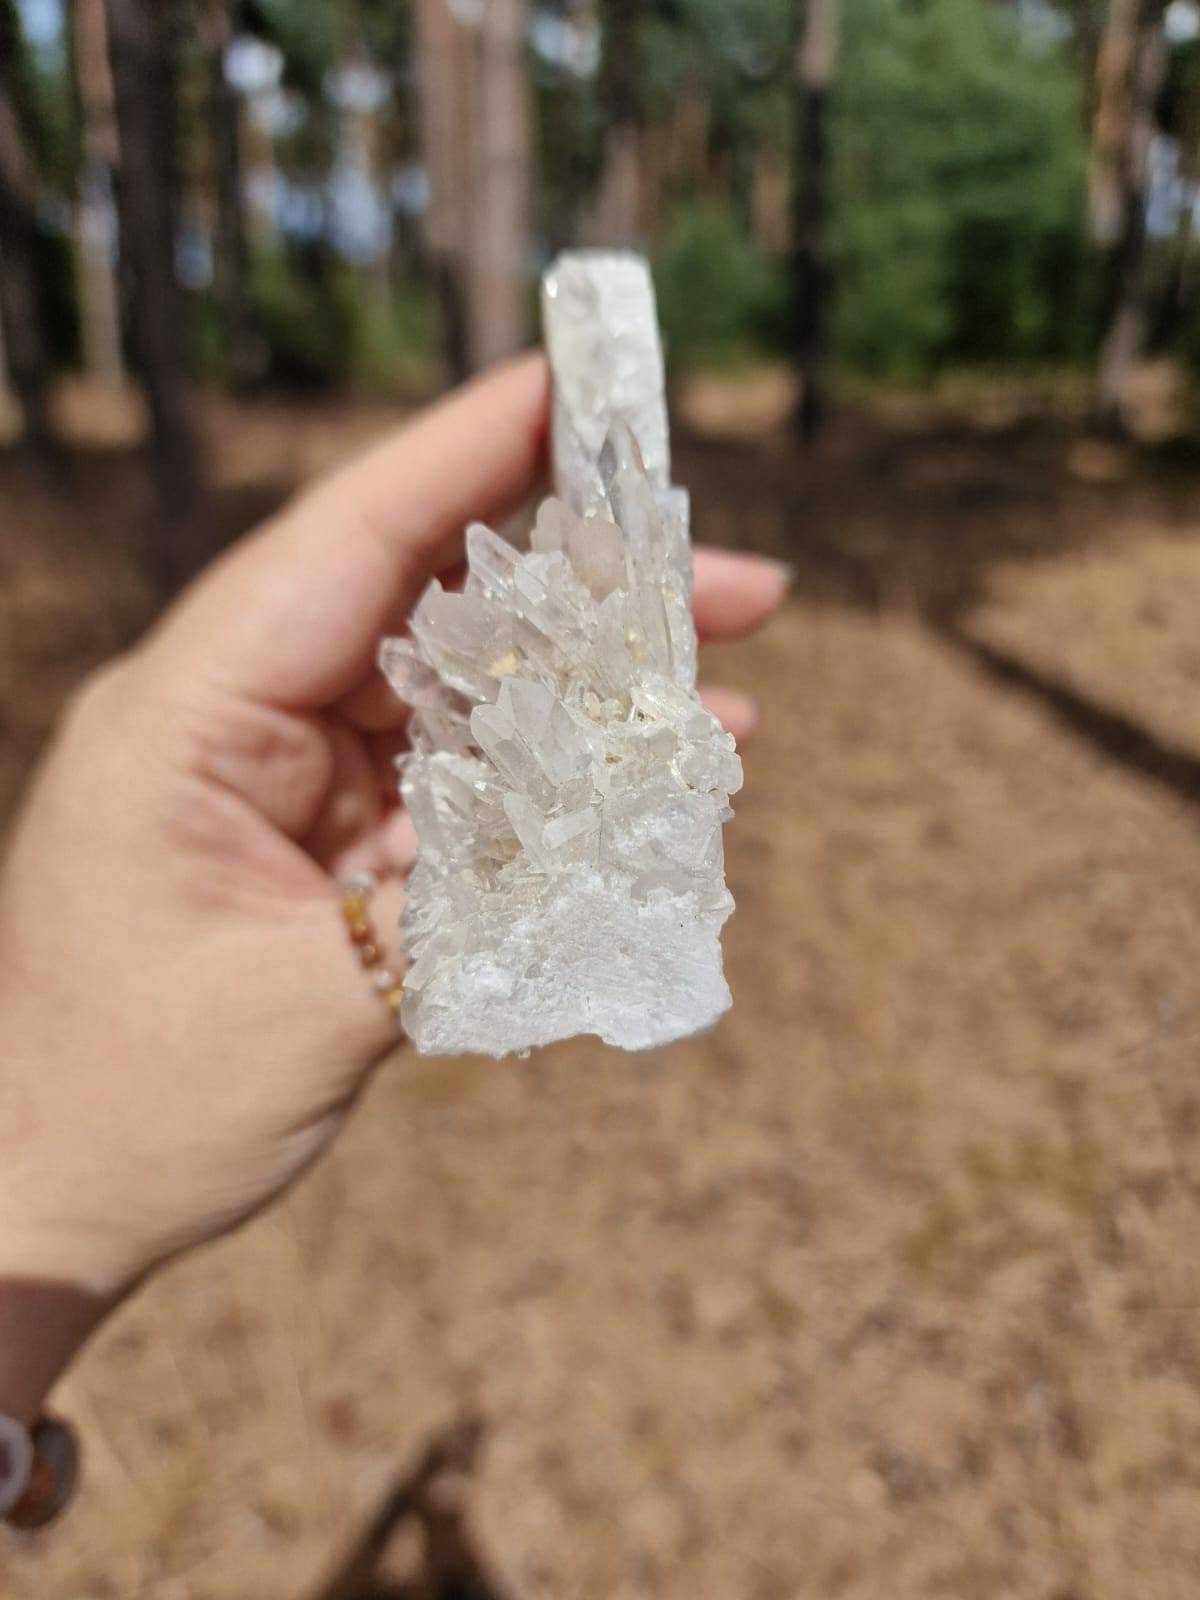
[3,396,1200,1598]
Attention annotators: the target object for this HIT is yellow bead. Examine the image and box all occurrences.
[384,986,404,1014]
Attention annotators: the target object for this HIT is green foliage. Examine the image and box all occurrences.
[643,0,792,138]
[249,248,353,389]
[344,278,434,396]
[831,0,1093,376]
[7,0,1110,394]
[638,0,1095,378]
[653,204,785,370]
[250,247,432,394]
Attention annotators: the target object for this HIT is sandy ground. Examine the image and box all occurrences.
[2,381,1200,1597]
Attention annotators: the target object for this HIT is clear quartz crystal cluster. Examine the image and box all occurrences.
[381,251,741,1056]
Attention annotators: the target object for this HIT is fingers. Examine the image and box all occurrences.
[337,671,409,734]
[300,356,548,582]
[700,686,758,745]
[300,721,385,874]
[284,878,409,1069]
[692,549,792,642]
[378,807,418,875]
[155,354,550,708]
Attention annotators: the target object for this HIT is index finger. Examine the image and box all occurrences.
[155,354,550,707]
[303,350,550,586]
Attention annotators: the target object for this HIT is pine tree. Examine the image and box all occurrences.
[413,0,472,380]
[201,0,260,388]
[104,0,203,584]
[593,0,641,246]
[792,0,836,440]
[1091,0,1168,433]
[0,0,52,451]
[71,0,126,391]
[469,0,531,365]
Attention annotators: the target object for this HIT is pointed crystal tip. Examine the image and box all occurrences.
[599,419,646,492]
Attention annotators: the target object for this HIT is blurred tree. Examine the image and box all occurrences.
[470,0,532,364]
[359,0,420,293]
[654,201,782,367]
[413,0,471,379]
[0,0,1122,422]
[327,15,391,309]
[593,0,641,244]
[414,0,531,376]
[200,0,261,387]
[1063,0,1108,133]
[0,0,53,450]
[104,0,202,583]
[0,284,11,420]
[249,0,350,385]
[531,0,594,254]
[832,0,1089,378]
[1091,0,1168,433]
[71,0,126,391]
[1152,31,1200,348]
[791,0,836,439]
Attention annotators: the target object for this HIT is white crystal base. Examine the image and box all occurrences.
[405,871,733,1057]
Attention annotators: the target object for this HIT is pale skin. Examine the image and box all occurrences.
[0,355,788,1426]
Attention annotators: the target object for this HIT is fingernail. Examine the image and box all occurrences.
[757,556,795,589]
[727,690,759,737]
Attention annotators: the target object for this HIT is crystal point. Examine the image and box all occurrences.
[383,251,741,1056]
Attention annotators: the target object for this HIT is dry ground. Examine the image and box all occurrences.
[3,377,1200,1597]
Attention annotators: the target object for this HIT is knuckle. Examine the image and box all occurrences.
[52,655,155,776]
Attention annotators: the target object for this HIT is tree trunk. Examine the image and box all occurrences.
[0,0,52,452]
[1074,0,1107,137]
[413,0,471,383]
[200,0,260,388]
[1150,66,1200,350]
[71,0,126,390]
[1091,0,1167,434]
[591,0,641,247]
[467,0,531,367]
[0,304,17,435]
[543,11,586,255]
[752,141,790,255]
[791,0,836,442]
[103,0,202,586]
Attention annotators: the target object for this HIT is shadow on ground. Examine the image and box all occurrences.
[6,399,1200,820]
[676,412,1200,809]
[312,1419,510,1600]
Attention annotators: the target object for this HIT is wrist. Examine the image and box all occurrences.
[0,1150,145,1301]
[0,1275,105,1424]
[0,999,151,1305]
[0,1181,123,1419]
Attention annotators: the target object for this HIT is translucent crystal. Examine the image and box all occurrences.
[381,250,741,1056]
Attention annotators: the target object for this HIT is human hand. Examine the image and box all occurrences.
[0,355,789,1413]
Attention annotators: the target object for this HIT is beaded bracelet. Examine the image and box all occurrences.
[0,1413,78,1530]
[340,873,404,1021]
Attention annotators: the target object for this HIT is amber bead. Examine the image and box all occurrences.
[340,879,402,1024]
